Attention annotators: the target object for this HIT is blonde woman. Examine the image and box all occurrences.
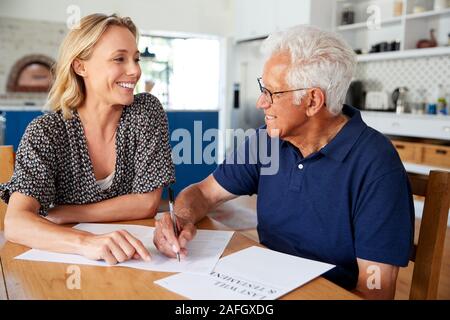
[0,14,175,264]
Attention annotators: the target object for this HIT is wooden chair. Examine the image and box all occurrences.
[408,170,450,300]
[0,145,15,231]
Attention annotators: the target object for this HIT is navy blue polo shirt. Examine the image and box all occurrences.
[213,105,414,289]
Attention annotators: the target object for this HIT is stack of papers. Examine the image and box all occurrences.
[15,223,234,274]
[155,246,335,300]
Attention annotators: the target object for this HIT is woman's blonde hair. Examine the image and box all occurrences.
[46,13,138,119]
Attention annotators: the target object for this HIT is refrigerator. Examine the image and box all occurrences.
[230,39,266,131]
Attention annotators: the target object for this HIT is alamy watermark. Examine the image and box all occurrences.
[66,5,81,30]
[170,122,280,176]
[66,265,81,290]
[366,265,381,290]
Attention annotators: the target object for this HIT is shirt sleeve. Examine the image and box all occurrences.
[213,132,261,196]
[0,117,57,216]
[132,95,175,193]
[353,168,415,267]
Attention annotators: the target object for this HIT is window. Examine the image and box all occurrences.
[138,35,220,110]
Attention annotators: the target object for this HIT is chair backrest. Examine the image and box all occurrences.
[0,145,15,231]
[408,170,450,300]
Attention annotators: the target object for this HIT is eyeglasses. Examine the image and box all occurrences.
[257,77,311,104]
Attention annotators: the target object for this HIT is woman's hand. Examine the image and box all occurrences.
[79,229,151,265]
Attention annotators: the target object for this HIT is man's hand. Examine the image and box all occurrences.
[153,212,197,259]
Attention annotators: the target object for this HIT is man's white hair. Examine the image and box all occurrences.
[261,25,356,115]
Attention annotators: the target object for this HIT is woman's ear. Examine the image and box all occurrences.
[72,59,87,77]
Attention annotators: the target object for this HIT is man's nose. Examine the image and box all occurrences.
[256,94,270,110]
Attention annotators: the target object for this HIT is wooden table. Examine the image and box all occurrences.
[0,218,360,300]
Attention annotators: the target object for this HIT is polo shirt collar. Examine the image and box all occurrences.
[319,104,367,162]
[280,105,367,162]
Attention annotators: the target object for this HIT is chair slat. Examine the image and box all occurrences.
[408,170,450,300]
[0,146,15,231]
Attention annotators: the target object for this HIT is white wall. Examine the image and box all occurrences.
[0,0,234,36]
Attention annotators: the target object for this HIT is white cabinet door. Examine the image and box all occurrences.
[274,0,311,31]
[235,0,275,41]
[234,0,333,41]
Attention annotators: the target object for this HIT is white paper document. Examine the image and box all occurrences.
[155,246,335,300]
[15,223,234,274]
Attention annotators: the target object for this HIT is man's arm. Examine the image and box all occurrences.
[174,175,238,224]
[153,174,237,258]
[353,258,399,300]
[45,188,163,224]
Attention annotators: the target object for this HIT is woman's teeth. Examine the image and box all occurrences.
[265,115,276,120]
[117,82,135,89]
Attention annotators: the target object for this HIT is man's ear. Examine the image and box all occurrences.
[305,88,326,117]
[72,59,87,77]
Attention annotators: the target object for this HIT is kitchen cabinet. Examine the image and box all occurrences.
[234,0,275,41]
[234,0,332,41]
[332,0,450,61]
[391,139,450,168]
[362,111,450,171]
[0,107,219,196]
[1,109,43,150]
[391,139,423,162]
[421,143,450,167]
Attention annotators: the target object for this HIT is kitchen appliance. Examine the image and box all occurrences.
[392,87,409,113]
[345,80,365,109]
[393,87,409,114]
[231,40,266,132]
[365,91,391,111]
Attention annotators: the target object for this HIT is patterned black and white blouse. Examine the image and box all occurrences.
[0,93,175,215]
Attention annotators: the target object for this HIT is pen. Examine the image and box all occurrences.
[168,187,181,262]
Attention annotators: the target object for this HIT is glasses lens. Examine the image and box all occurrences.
[262,88,272,104]
[257,78,272,104]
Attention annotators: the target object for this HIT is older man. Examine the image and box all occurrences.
[154,25,414,299]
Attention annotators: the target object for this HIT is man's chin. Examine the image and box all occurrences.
[266,127,281,138]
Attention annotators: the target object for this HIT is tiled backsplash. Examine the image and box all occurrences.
[0,17,67,105]
[355,55,450,104]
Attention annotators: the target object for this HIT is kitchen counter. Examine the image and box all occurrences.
[362,110,450,121]
[361,111,450,141]
[0,105,46,111]
[0,105,219,112]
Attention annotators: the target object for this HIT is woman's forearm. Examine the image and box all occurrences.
[4,209,89,254]
[48,189,163,224]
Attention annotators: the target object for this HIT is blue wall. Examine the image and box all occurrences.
[167,111,218,195]
[3,110,43,151]
[1,110,219,196]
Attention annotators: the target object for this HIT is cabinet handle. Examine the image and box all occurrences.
[435,149,447,155]
[443,126,450,133]
[395,144,405,149]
